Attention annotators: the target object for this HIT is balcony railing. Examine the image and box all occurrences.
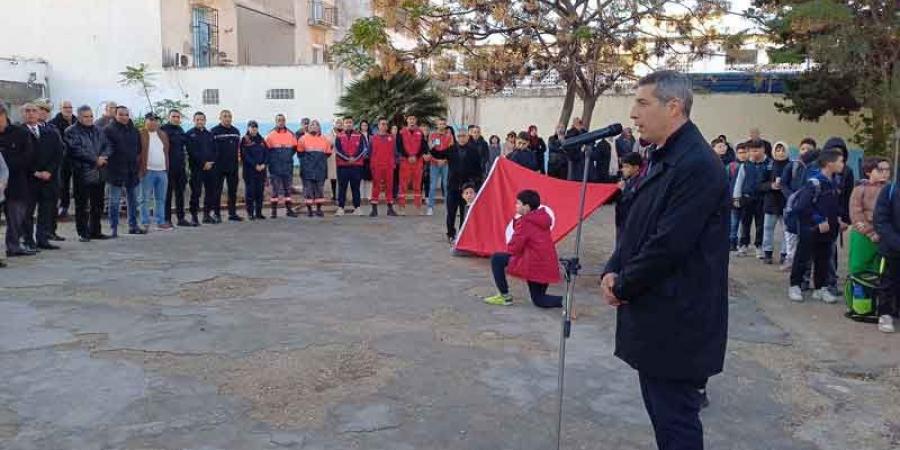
[308,1,338,28]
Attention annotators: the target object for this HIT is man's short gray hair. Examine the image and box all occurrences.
[638,70,693,117]
[77,105,93,115]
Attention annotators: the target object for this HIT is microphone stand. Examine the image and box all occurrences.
[556,141,594,450]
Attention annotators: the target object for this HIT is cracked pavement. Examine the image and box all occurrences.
[0,208,898,449]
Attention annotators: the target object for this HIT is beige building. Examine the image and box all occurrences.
[160,0,367,68]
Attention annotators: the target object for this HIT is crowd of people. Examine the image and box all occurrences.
[0,97,626,269]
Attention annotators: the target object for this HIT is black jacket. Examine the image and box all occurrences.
[528,137,547,173]
[471,137,490,176]
[241,134,268,173]
[547,134,568,179]
[186,127,216,170]
[49,113,75,136]
[507,149,539,171]
[793,172,841,242]
[211,124,241,173]
[161,123,188,175]
[0,124,35,201]
[64,123,108,185]
[103,120,141,187]
[762,159,790,214]
[566,139,609,182]
[603,121,729,380]
[431,141,483,190]
[29,124,65,188]
[875,184,900,259]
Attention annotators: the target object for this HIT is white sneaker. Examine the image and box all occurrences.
[736,246,747,257]
[878,315,895,333]
[817,288,839,304]
[353,207,366,216]
[788,286,803,302]
[335,208,345,217]
[756,248,765,259]
[397,207,407,216]
[426,207,434,216]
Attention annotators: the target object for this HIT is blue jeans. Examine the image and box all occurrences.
[107,183,139,231]
[729,209,740,246]
[428,163,449,208]
[141,170,168,226]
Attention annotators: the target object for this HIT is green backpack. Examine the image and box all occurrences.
[843,259,884,323]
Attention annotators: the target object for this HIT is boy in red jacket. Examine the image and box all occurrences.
[396,115,429,215]
[484,190,563,307]
[369,118,398,216]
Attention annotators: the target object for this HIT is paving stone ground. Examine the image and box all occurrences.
[0,207,898,449]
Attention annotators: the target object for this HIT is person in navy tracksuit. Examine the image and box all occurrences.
[241,121,268,220]
[210,110,242,222]
[185,112,217,226]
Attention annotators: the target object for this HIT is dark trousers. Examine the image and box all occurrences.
[165,168,187,223]
[879,258,900,317]
[739,199,764,247]
[29,183,59,245]
[59,159,72,211]
[202,170,219,216]
[4,199,28,252]
[337,166,363,209]
[73,180,104,238]
[244,170,266,216]
[392,165,400,200]
[638,372,707,450]
[188,167,204,216]
[446,187,465,239]
[490,253,562,308]
[790,229,834,289]
[215,169,239,216]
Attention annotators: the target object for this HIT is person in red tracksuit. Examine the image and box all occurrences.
[396,115,429,215]
[369,118,398,217]
[334,117,369,216]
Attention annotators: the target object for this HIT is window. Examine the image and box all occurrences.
[312,46,323,64]
[192,6,219,67]
[266,89,295,100]
[203,89,220,105]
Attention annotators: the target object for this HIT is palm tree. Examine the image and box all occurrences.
[118,63,156,113]
[337,72,447,126]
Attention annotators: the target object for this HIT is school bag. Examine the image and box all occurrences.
[844,260,883,323]
[783,176,822,233]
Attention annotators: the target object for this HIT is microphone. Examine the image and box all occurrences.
[562,123,623,149]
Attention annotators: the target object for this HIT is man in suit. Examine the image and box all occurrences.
[22,102,65,250]
[0,102,36,257]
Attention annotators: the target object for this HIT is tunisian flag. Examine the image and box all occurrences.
[455,158,620,257]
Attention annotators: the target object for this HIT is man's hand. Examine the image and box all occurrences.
[97,156,108,168]
[818,222,831,234]
[256,164,265,172]
[203,162,214,171]
[407,156,417,164]
[839,220,849,232]
[423,154,432,163]
[617,180,626,190]
[732,199,741,209]
[872,233,881,243]
[600,273,626,307]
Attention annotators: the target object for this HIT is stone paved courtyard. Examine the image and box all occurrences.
[1,208,899,449]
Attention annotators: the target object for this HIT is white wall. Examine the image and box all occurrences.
[0,0,164,111]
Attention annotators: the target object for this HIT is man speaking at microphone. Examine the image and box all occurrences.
[600,70,729,450]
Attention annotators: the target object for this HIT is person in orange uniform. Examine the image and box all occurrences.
[297,119,333,217]
[264,114,299,218]
[395,115,429,215]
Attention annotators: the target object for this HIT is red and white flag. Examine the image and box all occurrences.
[455,158,619,257]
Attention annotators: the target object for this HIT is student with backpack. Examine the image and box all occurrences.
[723,142,747,251]
[873,176,900,333]
[760,142,791,264]
[733,140,770,258]
[788,149,845,303]
[780,138,818,271]
[849,157,890,275]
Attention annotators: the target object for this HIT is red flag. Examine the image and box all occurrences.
[455,158,619,257]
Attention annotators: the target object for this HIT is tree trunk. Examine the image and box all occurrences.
[558,79,576,128]
[580,93,599,129]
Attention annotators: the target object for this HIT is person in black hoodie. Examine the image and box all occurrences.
[822,137,854,293]
[547,122,569,179]
[21,103,65,250]
[64,105,110,241]
[430,130,483,242]
[760,141,791,264]
[211,110,242,222]
[186,112,217,226]
[50,101,76,219]
[468,125,491,177]
[732,140,770,257]
[103,106,143,237]
[161,110,190,227]
[241,121,268,220]
[0,103,36,257]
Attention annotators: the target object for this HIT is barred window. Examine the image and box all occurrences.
[266,89,295,100]
[202,88,219,105]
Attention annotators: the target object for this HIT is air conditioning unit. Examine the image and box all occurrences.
[179,54,193,68]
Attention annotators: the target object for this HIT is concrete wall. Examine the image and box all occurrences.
[449,94,857,148]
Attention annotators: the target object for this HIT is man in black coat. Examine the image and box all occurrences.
[210,109,242,222]
[50,101,76,220]
[21,103,65,250]
[0,103,36,257]
[186,112,217,226]
[600,71,729,449]
[430,131,483,241]
[161,110,190,227]
[64,105,109,241]
[103,106,144,236]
